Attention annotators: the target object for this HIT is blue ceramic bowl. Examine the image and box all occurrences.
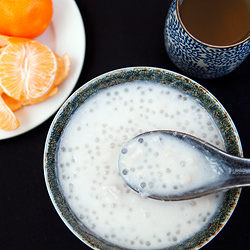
[44,67,242,249]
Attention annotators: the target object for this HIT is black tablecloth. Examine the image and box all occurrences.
[1,1,250,249]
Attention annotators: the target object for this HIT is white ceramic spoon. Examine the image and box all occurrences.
[118,130,250,201]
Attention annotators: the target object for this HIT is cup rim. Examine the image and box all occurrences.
[176,0,250,49]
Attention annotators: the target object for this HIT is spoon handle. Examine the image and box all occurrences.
[218,151,250,176]
[152,131,250,200]
[170,132,250,199]
[176,131,250,176]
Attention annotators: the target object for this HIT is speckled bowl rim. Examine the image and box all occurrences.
[44,66,242,250]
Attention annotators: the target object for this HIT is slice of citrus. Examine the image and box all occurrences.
[0,36,71,131]
[1,93,23,111]
[0,39,57,101]
[0,95,19,130]
[54,53,71,86]
[21,86,59,106]
[7,37,31,45]
[2,85,59,111]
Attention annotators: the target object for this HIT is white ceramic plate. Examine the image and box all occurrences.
[0,0,85,140]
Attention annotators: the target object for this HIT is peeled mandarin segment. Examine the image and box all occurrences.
[0,40,57,101]
[21,87,59,106]
[0,35,71,131]
[1,85,58,112]
[0,43,26,100]
[1,93,23,111]
[54,54,71,86]
[24,41,57,99]
[7,37,32,45]
[0,96,19,130]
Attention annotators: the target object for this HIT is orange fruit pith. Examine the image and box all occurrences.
[0,0,53,38]
[0,39,57,101]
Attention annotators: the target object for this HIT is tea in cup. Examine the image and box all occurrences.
[164,0,250,78]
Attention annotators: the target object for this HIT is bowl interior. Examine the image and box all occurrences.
[44,67,242,250]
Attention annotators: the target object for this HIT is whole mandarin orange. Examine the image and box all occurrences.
[0,0,53,38]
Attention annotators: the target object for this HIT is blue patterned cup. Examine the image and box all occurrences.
[164,0,250,79]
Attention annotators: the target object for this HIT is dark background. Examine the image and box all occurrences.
[1,0,250,249]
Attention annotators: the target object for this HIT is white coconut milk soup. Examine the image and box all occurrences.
[57,81,225,249]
